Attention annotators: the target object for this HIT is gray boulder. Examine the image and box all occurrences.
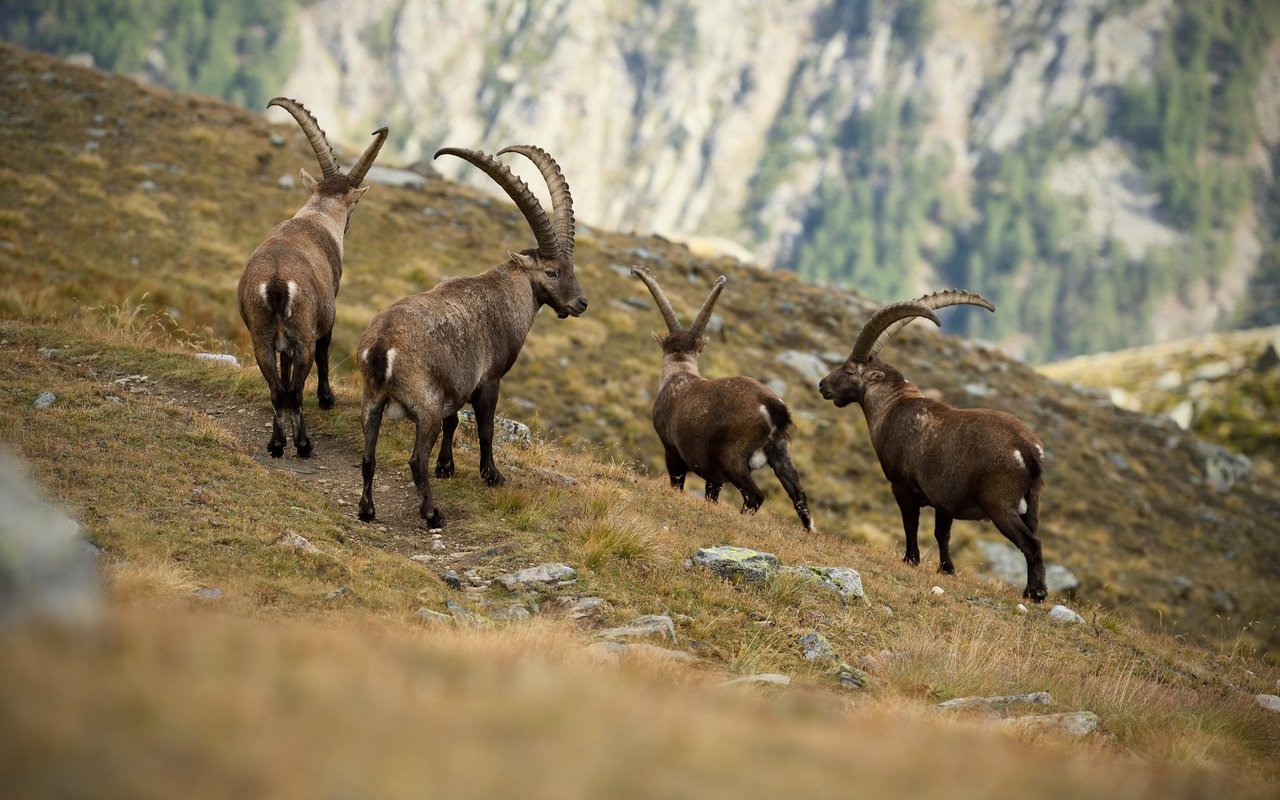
[457,409,532,448]
[0,451,102,629]
[585,641,697,665]
[275,530,320,554]
[719,673,791,687]
[1197,441,1252,492]
[976,540,1080,593]
[1049,605,1086,624]
[593,613,677,643]
[33,391,56,409]
[1254,694,1280,713]
[776,350,829,384]
[692,546,779,584]
[781,565,866,602]
[497,562,576,590]
[937,692,1053,716]
[799,630,839,663]
[998,711,1099,738]
[362,164,427,189]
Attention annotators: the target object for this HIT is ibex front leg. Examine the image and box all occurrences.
[410,415,446,529]
[472,380,506,486]
[435,413,458,478]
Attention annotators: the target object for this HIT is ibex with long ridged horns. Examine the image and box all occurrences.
[237,97,386,458]
[632,268,814,530]
[817,291,1048,601]
[356,145,587,528]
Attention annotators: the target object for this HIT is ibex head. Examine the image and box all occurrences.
[632,267,726,358]
[268,97,387,232]
[819,290,994,406]
[435,145,587,319]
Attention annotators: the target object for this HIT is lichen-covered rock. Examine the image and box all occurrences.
[782,565,866,602]
[999,711,1099,738]
[719,673,791,687]
[937,692,1053,716]
[33,391,56,409]
[0,452,102,629]
[776,350,829,383]
[799,630,839,663]
[1254,694,1280,713]
[457,409,531,448]
[445,599,486,627]
[274,531,320,554]
[1049,605,1086,624]
[692,546,779,584]
[415,607,451,625]
[497,562,576,590]
[593,614,676,643]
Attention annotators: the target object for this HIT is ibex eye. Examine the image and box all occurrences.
[544,270,557,278]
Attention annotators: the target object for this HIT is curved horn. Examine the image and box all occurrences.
[689,275,728,336]
[498,145,575,257]
[631,267,681,333]
[849,301,942,363]
[268,97,339,179]
[346,125,389,187]
[867,289,995,359]
[435,147,559,259]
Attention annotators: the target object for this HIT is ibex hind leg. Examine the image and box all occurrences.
[724,468,765,515]
[250,337,287,458]
[410,414,446,529]
[764,437,814,531]
[435,413,458,478]
[357,398,387,522]
[287,342,315,458]
[315,330,336,410]
[991,510,1047,602]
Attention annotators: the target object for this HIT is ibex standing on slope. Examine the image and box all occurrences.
[632,268,814,531]
[357,145,587,528]
[238,98,386,458]
[817,291,1048,601]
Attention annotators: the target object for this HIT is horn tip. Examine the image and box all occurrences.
[371,125,389,136]
[714,275,727,286]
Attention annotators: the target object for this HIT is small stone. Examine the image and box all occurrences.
[719,673,791,687]
[1048,605,1085,624]
[799,630,839,663]
[1210,590,1235,613]
[441,569,464,589]
[277,174,296,190]
[564,596,608,618]
[445,599,485,627]
[415,607,451,625]
[1254,694,1280,712]
[194,353,239,367]
[491,605,531,622]
[269,133,286,147]
[781,565,866,602]
[274,530,319,553]
[692,546,779,584]
[497,562,576,590]
[880,605,894,618]
[1191,360,1233,381]
[137,180,157,192]
[937,692,1053,716]
[193,587,223,601]
[428,539,446,553]
[963,382,991,397]
[776,350,830,383]
[765,378,789,399]
[594,614,676,643]
[324,586,356,601]
[931,586,946,596]
[33,391,56,409]
[1154,370,1183,391]
[999,711,1099,738]
[1016,603,1029,614]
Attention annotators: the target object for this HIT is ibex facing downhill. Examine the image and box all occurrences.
[632,268,814,531]
[357,145,586,528]
[238,97,386,458]
[817,291,1048,601]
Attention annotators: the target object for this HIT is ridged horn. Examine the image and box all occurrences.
[867,289,995,360]
[346,125,389,187]
[631,267,682,333]
[689,276,728,337]
[267,97,339,179]
[498,145,575,257]
[849,301,942,363]
[435,147,559,259]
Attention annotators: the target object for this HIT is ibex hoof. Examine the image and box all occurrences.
[318,392,335,410]
[481,467,506,487]
[938,563,955,575]
[296,440,313,458]
[903,554,921,566]
[435,462,455,479]
[1023,587,1048,603]
[357,504,376,522]
[423,507,446,528]
[268,442,285,459]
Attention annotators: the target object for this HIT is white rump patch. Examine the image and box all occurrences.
[1013,449,1025,469]
[749,449,768,470]
[759,404,773,435]
[258,281,269,305]
[285,280,297,317]
[384,348,397,382]
[1017,498,1029,515]
[1036,444,1044,459]
[360,348,369,362]
[386,401,406,421]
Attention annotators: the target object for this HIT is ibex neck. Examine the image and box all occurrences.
[862,378,923,439]
[659,354,702,390]
[296,203,346,250]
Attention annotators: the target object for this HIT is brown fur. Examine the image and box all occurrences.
[819,358,1047,600]
[641,288,814,531]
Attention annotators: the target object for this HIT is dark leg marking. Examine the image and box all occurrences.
[765,437,814,531]
[315,330,336,410]
[357,400,386,522]
[472,380,506,487]
[891,483,921,566]
[664,445,687,491]
[934,511,955,575]
[435,413,458,478]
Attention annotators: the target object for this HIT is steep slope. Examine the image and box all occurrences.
[0,43,1278,658]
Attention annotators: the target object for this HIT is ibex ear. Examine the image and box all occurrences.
[508,250,536,270]
[866,370,886,383]
[650,330,664,346]
[299,168,318,194]
[695,337,708,353]
[349,185,370,203]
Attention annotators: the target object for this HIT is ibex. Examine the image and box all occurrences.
[817,291,1047,600]
[356,145,587,528]
[237,97,386,458]
[632,268,814,531]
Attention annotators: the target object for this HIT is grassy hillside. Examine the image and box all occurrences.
[1,43,1279,795]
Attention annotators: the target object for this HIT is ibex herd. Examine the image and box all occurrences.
[238,98,1052,601]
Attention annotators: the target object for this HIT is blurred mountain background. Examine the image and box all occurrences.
[3,0,1277,361]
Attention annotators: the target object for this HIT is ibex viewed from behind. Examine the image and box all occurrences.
[357,145,587,528]
[237,97,386,458]
[817,291,1048,600]
[632,267,814,531]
